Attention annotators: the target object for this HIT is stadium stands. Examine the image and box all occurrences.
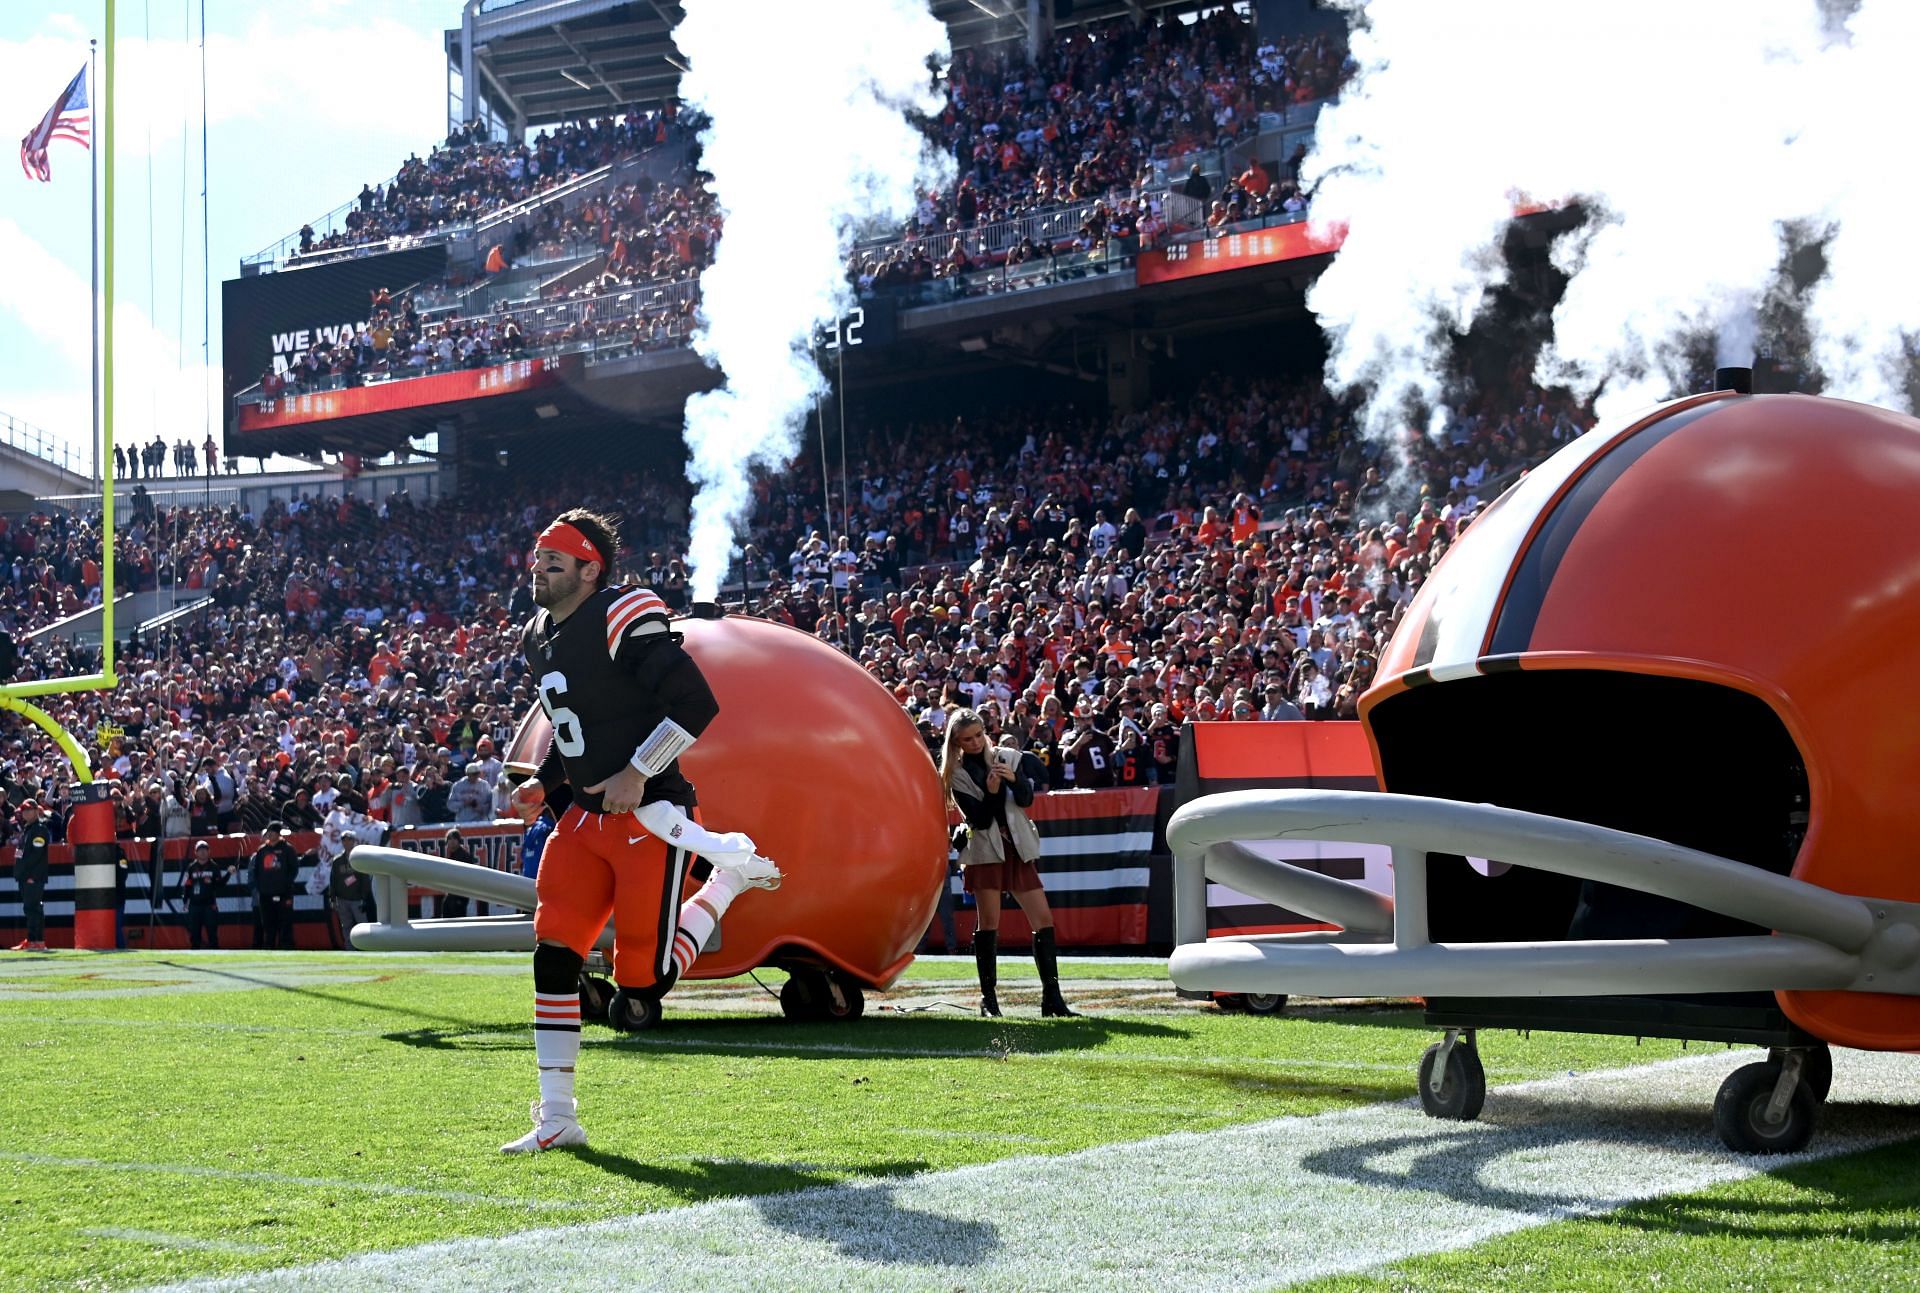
[274,108,694,267]
[244,7,1346,399]
[0,363,1584,843]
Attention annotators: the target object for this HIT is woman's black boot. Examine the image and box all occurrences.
[974,929,1001,1017]
[1033,927,1078,1017]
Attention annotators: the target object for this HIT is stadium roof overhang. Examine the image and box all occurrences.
[447,0,690,132]
[927,0,1225,54]
[448,0,1238,133]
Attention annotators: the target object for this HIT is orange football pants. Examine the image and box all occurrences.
[533,804,697,990]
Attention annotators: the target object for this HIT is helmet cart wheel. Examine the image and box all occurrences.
[1417,1035,1487,1121]
[1769,1043,1833,1104]
[1715,1060,1818,1154]
[824,971,867,1021]
[578,974,614,1023]
[780,969,831,1022]
[607,987,663,1033]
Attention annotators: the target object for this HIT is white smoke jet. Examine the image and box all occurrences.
[1303,0,1899,440]
[674,0,950,600]
[1794,1,1920,412]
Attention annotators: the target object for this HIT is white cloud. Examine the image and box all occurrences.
[0,9,445,162]
[0,215,220,472]
[0,6,453,478]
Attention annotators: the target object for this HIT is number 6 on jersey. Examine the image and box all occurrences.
[537,671,586,757]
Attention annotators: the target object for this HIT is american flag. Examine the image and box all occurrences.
[20,64,90,183]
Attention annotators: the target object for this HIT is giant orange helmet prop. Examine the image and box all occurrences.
[508,610,947,990]
[1360,388,1920,1051]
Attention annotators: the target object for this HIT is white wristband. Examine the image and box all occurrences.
[630,717,696,777]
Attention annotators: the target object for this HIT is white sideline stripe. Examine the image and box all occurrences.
[142,1050,1920,1293]
[81,1228,274,1255]
[1038,832,1151,858]
[0,1151,595,1212]
[1032,867,1148,892]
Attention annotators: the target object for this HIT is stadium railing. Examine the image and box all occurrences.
[0,411,92,480]
[243,135,689,275]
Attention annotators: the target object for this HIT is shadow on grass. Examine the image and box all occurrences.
[563,1149,1001,1265]
[1296,1090,1920,1220]
[1142,1060,1404,1105]
[1274,1003,1429,1030]
[156,959,499,1033]
[1604,1130,1920,1242]
[606,1011,1192,1055]
[381,1024,524,1050]
[378,1010,1190,1057]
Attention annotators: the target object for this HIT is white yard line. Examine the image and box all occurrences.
[890,1129,1050,1143]
[141,1049,1920,1293]
[81,1228,275,1256]
[1,1151,595,1212]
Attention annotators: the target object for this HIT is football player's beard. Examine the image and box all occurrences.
[531,570,576,608]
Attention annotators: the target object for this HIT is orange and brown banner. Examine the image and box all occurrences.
[0,822,530,951]
[236,354,580,432]
[1136,220,1344,286]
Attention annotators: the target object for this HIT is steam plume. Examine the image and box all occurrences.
[674,0,949,600]
[1306,0,1915,439]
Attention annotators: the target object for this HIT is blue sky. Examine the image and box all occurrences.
[0,1,457,472]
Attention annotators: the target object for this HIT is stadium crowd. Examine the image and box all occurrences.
[910,12,1340,229]
[259,8,1346,391]
[292,108,694,262]
[0,362,1586,876]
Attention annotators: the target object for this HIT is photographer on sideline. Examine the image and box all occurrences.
[940,707,1075,1017]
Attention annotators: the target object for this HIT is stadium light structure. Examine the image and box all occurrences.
[1,0,120,785]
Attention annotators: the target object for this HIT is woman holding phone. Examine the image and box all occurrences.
[940,708,1076,1017]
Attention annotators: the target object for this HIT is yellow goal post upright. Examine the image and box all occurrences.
[0,0,120,786]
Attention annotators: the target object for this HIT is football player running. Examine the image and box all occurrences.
[502,508,781,1154]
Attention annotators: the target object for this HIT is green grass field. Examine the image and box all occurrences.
[0,952,1914,1292]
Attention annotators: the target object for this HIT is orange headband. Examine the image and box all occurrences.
[534,521,605,569]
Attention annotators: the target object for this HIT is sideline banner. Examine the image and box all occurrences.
[0,821,531,951]
[7,795,1164,952]
[947,786,1160,948]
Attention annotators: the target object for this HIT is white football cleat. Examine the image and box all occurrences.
[715,852,783,892]
[501,1099,588,1154]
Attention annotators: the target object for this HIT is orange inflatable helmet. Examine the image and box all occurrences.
[1362,389,1920,1051]
[508,610,947,990]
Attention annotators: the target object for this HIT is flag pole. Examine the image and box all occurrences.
[0,8,117,721]
[89,37,100,494]
[100,0,115,685]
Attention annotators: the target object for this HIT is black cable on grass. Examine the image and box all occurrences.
[746,969,782,1000]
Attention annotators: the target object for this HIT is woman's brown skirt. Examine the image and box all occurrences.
[962,857,1044,895]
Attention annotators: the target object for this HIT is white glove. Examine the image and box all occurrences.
[633,801,756,858]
